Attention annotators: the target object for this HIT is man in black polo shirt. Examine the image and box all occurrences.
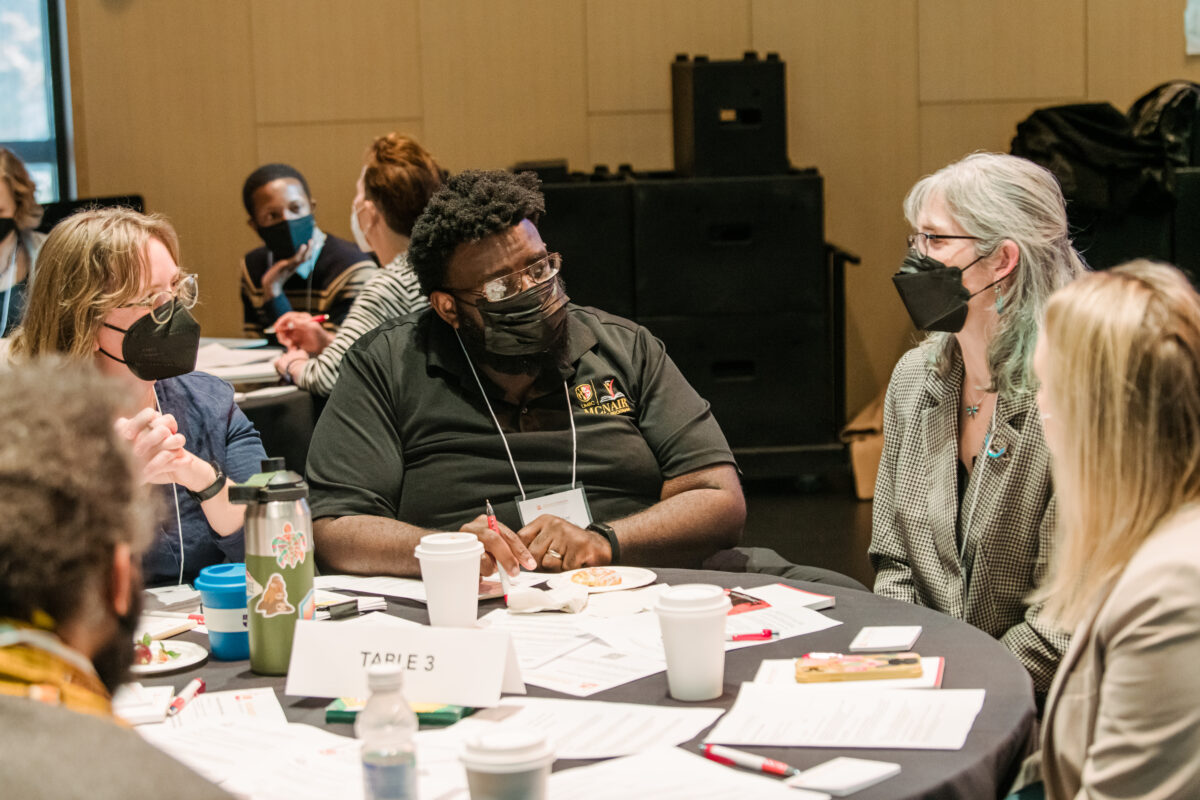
[239,163,376,337]
[307,170,745,577]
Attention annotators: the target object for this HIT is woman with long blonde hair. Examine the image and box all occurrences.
[11,207,266,587]
[1017,260,1200,798]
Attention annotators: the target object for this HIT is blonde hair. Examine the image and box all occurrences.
[904,152,1088,395]
[1035,260,1200,626]
[9,207,180,360]
[0,148,43,230]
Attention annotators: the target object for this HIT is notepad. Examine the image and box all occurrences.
[786,757,901,796]
[848,625,922,652]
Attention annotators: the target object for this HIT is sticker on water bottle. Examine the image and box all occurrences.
[246,571,264,600]
[298,588,317,621]
[254,572,295,618]
[271,522,308,569]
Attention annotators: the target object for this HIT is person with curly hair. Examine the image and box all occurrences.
[271,133,445,395]
[0,148,46,337]
[0,359,232,798]
[306,169,745,578]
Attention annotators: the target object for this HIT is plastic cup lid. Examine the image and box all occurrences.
[655,583,731,614]
[460,726,554,771]
[194,563,246,591]
[415,532,484,557]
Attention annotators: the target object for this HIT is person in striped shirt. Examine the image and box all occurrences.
[273,134,446,396]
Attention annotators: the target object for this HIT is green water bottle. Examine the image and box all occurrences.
[229,457,315,675]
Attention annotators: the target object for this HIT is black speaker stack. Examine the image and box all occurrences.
[526,52,849,478]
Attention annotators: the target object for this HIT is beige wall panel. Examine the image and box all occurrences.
[68,1,257,338]
[419,1,589,172]
[587,113,674,173]
[918,0,1085,103]
[586,0,751,112]
[250,0,422,124]
[1087,0,1200,109]
[254,120,426,247]
[918,100,1078,176]
[752,0,921,416]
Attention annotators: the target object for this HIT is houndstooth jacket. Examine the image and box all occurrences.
[869,345,1070,697]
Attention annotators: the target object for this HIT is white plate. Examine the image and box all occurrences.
[130,640,208,675]
[546,566,657,594]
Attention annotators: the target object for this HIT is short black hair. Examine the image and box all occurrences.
[408,170,545,296]
[241,163,311,217]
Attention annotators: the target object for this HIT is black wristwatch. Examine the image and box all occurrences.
[187,460,226,503]
[587,522,620,565]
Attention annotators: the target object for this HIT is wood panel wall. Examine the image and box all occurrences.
[66,0,1200,418]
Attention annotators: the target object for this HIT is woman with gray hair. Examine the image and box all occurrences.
[870,152,1086,702]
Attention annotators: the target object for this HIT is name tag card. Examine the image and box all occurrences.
[285,620,525,707]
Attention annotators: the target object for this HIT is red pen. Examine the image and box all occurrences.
[264,314,328,335]
[485,499,511,599]
[699,743,800,777]
[726,629,779,642]
[167,677,205,717]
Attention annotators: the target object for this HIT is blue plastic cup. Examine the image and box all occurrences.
[195,563,249,660]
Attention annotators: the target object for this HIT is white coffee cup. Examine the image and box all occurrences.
[655,583,732,701]
[460,726,554,800]
[414,532,484,627]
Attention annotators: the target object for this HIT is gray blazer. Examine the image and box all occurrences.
[1036,505,1200,799]
[870,346,1069,696]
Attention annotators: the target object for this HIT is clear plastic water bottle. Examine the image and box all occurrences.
[356,664,418,799]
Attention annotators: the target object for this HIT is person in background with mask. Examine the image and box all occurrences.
[238,162,376,337]
[9,208,266,587]
[272,133,445,395]
[306,170,745,578]
[871,152,1086,703]
[0,359,233,799]
[0,148,46,337]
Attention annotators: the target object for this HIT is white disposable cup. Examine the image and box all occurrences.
[460,727,554,800]
[414,533,485,627]
[655,584,732,701]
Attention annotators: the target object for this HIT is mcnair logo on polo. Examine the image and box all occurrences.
[574,377,634,416]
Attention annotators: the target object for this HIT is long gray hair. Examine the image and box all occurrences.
[904,152,1088,395]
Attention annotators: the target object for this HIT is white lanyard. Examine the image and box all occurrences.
[454,330,577,500]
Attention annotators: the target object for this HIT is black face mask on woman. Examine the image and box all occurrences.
[0,217,15,242]
[99,299,201,381]
[891,249,1000,333]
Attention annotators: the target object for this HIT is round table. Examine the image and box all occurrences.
[146,568,1036,800]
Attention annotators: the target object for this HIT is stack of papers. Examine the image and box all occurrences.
[196,342,283,383]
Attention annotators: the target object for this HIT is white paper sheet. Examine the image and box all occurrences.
[739,582,835,610]
[112,682,175,725]
[139,686,288,731]
[547,746,829,800]
[706,684,986,750]
[196,342,278,369]
[752,657,944,689]
[449,697,725,759]
[477,609,593,669]
[315,571,546,604]
[522,640,665,696]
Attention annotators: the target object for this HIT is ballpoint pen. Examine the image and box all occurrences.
[725,628,779,642]
[484,499,511,598]
[264,313,327,335]
[167,677,206,717]
[699,743,801,777]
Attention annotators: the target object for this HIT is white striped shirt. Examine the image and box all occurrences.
[296,252,427,396]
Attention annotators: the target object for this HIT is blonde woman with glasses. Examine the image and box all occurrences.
[10,207,266,587]
[1005,260,1200,799]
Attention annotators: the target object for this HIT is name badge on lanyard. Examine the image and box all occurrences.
[516,483,593,529]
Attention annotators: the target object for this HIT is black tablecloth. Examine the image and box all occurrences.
[144,569,1036,800]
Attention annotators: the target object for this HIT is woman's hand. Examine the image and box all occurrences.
[273,311,333,353]
[274,348,310,383]
[114,408,209,490]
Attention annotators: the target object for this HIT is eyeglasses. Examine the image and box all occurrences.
[907,232,980,256]
[119,273,199,324]
[452,252,562,303]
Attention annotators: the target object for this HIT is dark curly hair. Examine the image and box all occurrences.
[0,358,154,626]
[408,170,545,297]
[241,163,311,217]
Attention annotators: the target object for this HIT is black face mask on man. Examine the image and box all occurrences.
[455,278,571,376]
[99,299,201,381]
[256,214,314,260]
[891,249,1002,333]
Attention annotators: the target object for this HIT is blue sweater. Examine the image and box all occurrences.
[143,372,266,587]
